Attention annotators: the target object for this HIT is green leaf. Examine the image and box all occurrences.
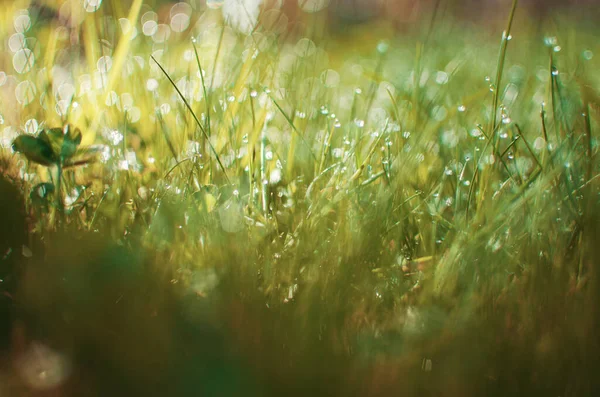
[39,128,65,159]
[62,125,82,158]
[23,125,84,166]
[12,135,57,166]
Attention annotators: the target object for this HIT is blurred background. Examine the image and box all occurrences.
[0,0,599,396]
[19,0,600,29]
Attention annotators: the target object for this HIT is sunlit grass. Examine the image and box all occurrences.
[0,0,599,395]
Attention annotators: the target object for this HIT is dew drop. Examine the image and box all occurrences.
[354,119,365,128]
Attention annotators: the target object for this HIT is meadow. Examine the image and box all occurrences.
[0,0,599,395]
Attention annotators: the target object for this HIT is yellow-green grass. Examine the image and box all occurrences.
[0,1,599,395]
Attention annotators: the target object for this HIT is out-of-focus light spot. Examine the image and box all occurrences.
[141,11,158,24]
[100,145,111,162]
[321,69,340,88]
[93,70,105,89]
[9,33,26,53]
[377,41,389,54]
[169,1,192,18]
[15,342,71,390]
[270,168,282,184]
[535,68,546,82]
[170,2,192,32]
[159,103,171,115]
[223,0,262,34]
[470,128,482,137]
[79,74,92,95]
[218,198,244,233]
[171,2,193,18]
[104,128,123,146]
[97,56,112,73]
[84,0,103,13]
[207,0,224,9]
[121,93,134,110]
[0,72,6,86]
[186,140,200,156]
[119,18,138,39]
[105,91,119,107]
[15,80,36,105]
[502,83,519,104]
[260,9,288,34]
[583,50,593,60]
[55,100,70,116]
[58,83,75,102]
[127,107,141,123]
[435,71,448,85]
[294,38,316,57]
[544,36,557,47]
[432,105,448,121]
[298,0,330,13]
[133,55,145,69]
[170,13,191,32]
[24,119,38,134]
[146,78,159,91]
[183,49,194,62]
[368,107,387,125]
[533,137,545,151]
[152,24,171,43]
[14,14,31,33]
[1,126,18,148]
[442,129,458,148]
[142,20,158,36]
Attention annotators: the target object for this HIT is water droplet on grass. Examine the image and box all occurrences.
[544,36,557,46]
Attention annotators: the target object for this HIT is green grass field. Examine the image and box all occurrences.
[0,0,599,395]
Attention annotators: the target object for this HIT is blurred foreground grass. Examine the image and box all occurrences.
[0,0,599,396]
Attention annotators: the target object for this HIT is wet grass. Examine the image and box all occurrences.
[0,1,599,396]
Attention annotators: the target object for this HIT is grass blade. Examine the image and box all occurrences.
[151,55,230,183]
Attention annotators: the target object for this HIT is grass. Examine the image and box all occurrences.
[0,0,599,396]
